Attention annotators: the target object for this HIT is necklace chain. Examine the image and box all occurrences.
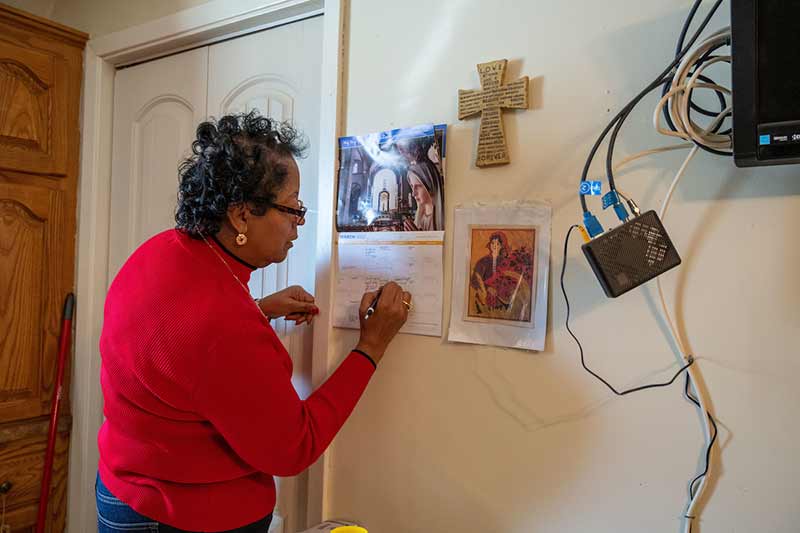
[201,234,270,325]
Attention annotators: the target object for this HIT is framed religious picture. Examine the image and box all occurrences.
[465,226,537,324]
[448,204,551,351]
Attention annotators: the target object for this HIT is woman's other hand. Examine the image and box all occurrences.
[355,282,411,364]
[258,285,319,325]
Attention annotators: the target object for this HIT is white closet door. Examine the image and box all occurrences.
[207,16,323,533]
[207,16,323,333]
[108,47,209,279]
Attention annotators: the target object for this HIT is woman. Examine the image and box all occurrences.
[402,159,444,231]
[96,111,411,533]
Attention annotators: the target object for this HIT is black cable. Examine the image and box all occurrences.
[561,226,694,395]
[580,0,723,212]
[666,42,731,124]
[580,71,672,211]
[688,72,728,121]
[605,79,671,192]
[674,0,703,57]
[661,1,722,132]
[683,372,718,500]
[683,373,718,533]
[689,101,730,141]
[685,42,732,118]
[680,43,734,131]
[604,0,726,192]
[681,42,734,152]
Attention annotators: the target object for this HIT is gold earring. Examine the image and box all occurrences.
[236,233,248,246]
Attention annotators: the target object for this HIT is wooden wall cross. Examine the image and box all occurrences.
[458,59,529,167]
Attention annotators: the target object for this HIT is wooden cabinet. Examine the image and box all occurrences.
[0,419,70,533]
[0,4,86,532]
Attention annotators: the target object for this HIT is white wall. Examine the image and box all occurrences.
[325,1,800,532]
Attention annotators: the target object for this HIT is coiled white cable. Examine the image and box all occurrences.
[656,28,732,153]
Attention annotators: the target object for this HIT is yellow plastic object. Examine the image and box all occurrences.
[331,527,367,533]
[577,225,591,243]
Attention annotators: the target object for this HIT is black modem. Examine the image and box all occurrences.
[581,210,682,298]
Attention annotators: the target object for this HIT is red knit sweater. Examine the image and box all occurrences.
[98,229,375,531]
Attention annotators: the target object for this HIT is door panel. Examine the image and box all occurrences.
[0,37,68,176]
[220,75,299,313]
[207,16,322,345]
[131,96,197,250]
[0,183,63,422]
[109,47,209,279]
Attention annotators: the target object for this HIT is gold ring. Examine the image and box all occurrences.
[402,300,413,310]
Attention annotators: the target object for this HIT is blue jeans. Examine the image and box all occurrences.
[96,473,272,533]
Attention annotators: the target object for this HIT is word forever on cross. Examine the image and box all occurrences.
[458,59,529,167]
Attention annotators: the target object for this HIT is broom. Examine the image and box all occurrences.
[36,293,74,533]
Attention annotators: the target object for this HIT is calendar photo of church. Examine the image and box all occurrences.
[336,124,446,232]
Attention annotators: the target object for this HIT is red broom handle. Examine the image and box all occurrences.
[36,293,74,533]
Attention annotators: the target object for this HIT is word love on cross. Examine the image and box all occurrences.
[458,59,529,167]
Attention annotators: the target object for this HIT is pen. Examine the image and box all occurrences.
[364,287,383,320]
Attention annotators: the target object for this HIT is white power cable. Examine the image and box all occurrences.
[655,146,712,533]
[613,143,693,204]
[613,143,693,174]
[655,91,731,533]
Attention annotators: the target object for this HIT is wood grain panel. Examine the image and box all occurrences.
[0,197,44,404]
[0,184,62,423]
[0,39,67,176]
[0,4,86,178]
[0,60,49,150]
[0,429,70,530]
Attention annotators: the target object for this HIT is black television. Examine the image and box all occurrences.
[731,0,800,167]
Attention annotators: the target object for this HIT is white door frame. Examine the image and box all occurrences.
[71,1,346,531]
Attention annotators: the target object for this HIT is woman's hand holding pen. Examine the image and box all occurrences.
[356,282,411,364]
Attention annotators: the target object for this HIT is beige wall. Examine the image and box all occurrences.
[5,0,213,37]
[2,0,56,19]
[325,1,800,532]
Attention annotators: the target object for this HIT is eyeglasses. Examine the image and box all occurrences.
[270,200,307,222]
[250,197,307,221]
